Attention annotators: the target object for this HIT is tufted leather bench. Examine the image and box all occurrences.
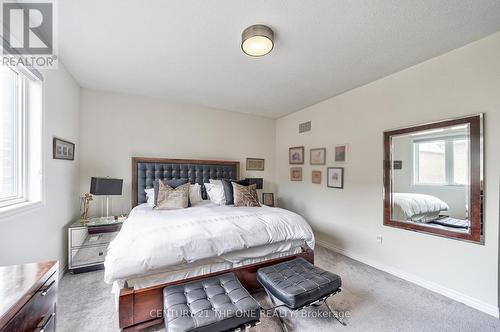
[163,273,260,332]
[257,258,344,330]
[257,258,341,310]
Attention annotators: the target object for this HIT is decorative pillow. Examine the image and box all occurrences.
[145,188,155,206]
[155,182,190,210]
[153,178,189,206]
[232,183,260,207]
[221,179,250,205]
[204,182,226,205]
[189,183,203,205]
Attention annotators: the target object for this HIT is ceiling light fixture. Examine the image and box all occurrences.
[241,25,274,57]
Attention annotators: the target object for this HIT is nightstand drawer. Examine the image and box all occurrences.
[70,228,119,248]
[68,218,124,273]
[70,244,108,267]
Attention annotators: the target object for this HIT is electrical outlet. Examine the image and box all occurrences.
[376,235,383,244]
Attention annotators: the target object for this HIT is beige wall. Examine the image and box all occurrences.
[275,32,500,314]
[0,64,81,268]
[79,89,276,216]
[1,30,496,318]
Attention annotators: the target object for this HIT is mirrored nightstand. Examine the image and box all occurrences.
[68,217,125,273]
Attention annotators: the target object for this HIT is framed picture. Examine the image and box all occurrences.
[246,158,265,171]
[289,146,304,164]
[393,160,403,170]
[53,137,75,160]
[334,144,348,162]
[310,148,326,165]
[290,167,303,181]
[312,170,322,184]
[262,193,274,207]
[327,167,344,189]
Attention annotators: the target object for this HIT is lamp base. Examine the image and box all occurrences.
[98,216,116,222]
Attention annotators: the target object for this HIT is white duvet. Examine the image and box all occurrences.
[104,202,314,284]
[392,193,449,221]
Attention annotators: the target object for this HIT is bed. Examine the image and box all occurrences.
[392,193,449,223]
[108,157,315,330]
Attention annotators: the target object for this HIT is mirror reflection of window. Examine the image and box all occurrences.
[390,124,471,234]
[453,139,468,185]
[414,140,446,185]
[413,136,469,186]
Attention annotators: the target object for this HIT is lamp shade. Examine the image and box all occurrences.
[246,178,263,190]
[90,177,123,196]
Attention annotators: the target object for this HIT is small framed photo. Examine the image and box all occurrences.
[310,148,326,165]
[262,193,274,207]
[334,144,348,162]
[246,158,265,171]
[312,170,322,184]
[289,146,304,164]
[327,167,344,189]
[53,137,75,160]
[290,167,303,181]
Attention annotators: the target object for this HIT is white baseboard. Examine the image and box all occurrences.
[59,263,68,279]
[316,239,499,318]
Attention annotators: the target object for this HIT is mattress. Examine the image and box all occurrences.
[110,243,305,309]
[105,201,314,284]
[126,244,303,290]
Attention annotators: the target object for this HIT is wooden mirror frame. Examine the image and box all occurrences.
[383,114,484,244]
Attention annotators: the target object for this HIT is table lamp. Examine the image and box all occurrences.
[90,177,123,220]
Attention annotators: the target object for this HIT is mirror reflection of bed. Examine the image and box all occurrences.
[390,124,470,234]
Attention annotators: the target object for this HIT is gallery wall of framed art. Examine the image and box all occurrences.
[288,144,348,189]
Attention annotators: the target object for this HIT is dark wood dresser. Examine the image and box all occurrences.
[0,261,58,332]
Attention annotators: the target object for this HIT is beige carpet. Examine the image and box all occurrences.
[57,245,500,331]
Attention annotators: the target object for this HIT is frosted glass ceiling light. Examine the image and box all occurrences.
[241,25,274,57]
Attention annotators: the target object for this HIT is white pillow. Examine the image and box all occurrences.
[145,188,155,206]
[189,183,203,205]
[204,182,226,205]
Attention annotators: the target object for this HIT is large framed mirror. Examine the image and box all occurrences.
[383,114,483,243]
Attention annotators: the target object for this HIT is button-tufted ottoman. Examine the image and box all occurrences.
[163,273,260,332]
[257,258,344,330]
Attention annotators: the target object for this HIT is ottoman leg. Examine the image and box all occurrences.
[324,301,347,326]
[264,288,289,332]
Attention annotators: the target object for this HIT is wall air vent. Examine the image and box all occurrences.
[299,121,311,133]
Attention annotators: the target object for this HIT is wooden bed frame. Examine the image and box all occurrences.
[118,157,315,330]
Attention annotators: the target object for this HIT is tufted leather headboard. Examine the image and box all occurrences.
[131,157,240,208]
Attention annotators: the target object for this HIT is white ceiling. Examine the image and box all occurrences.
[58,0,500,118]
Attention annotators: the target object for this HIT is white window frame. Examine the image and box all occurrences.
[0,66,26,207]
[0,65,44,219]
[412,135,468,187]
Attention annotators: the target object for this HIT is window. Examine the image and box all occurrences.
[0,66,21,204]
[413,136,469,186]
[0,65,42,211]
